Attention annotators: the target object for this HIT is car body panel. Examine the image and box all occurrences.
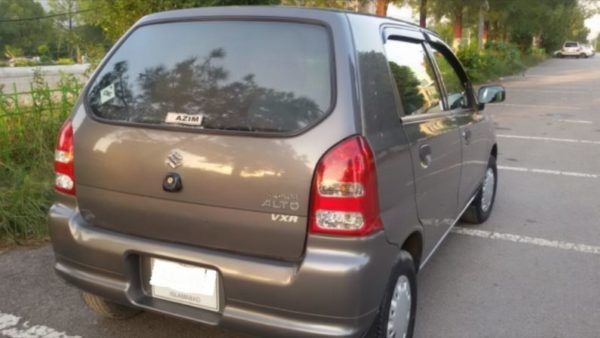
[346,14,424,256]
[72,9,359,262]
[423,38,495,209]
[48,7,498,338]
[49,200,399,337]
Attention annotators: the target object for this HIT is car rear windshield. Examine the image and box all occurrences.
[86,21,333,134]
[565,42,578,47]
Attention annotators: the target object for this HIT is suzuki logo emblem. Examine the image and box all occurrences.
[166,151,183,169]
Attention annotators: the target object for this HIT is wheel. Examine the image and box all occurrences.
[581,53,588,59]
[461,156,498,224]
[81,291,141,319]
[367,251,417,338]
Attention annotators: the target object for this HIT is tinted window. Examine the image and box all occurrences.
[384,39,442,116]
[565,42,578,47]
[430,46,469,110]
[87,21,332,133]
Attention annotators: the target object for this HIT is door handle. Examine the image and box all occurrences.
[418,144,432,168]
[462,128,472,145]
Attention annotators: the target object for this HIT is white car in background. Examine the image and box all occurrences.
[558,41,587,58]
[582,44,595,58]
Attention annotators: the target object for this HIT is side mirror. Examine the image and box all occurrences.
[478,85,506,107]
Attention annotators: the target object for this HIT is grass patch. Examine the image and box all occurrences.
[0,70,81,243]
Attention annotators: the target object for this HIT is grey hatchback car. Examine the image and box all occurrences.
[49,6,505,338]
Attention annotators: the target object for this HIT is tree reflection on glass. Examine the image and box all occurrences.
[88,48,323,133]
[389,62,425,116]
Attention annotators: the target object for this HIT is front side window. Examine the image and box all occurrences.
[384,38,442,116]
[430,46,469,110]
[87,21,333,134]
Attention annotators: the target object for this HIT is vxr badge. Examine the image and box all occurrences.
[166,151,183,169]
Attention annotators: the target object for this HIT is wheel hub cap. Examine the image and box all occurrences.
[481,168,495,212]
[387,275,411,338]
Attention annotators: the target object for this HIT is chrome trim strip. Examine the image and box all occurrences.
[418,193,477,270]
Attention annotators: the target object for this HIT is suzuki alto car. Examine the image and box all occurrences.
[49,6,505,338]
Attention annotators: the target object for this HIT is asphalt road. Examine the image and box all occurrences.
[2,56,600,338]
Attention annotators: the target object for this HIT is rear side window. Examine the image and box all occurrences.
[87,21,333,134]
[384,39,442,116]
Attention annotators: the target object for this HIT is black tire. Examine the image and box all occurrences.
[461,156,498,224]
[367,251,417,338]
[81,291,141,319]
[581,54,588,59]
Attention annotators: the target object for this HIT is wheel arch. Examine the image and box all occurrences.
[400,231,423,272]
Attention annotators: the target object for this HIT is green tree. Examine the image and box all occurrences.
[487,0,590,51]
[79,0,280,42]
[48,0,78,59]
[0,0,55,57]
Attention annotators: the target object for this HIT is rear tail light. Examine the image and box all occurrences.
[309,136,382,236]
[54,119,75,195]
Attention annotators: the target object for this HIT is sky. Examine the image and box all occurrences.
[388,4,600,42]
[585,14,600,41]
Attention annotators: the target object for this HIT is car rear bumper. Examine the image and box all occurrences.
[48,201,399,338]
[560,51,584,56]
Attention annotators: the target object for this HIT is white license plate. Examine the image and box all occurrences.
[149,258,219,311]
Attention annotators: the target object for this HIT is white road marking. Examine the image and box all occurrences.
[498,165,598,179]
[496,103,582,110]
[557,119,593,124]
[0,312,80,338]
[501,88,593,94]
[498,165,528,172]
[497,134,600,145]
[452,227,600,255]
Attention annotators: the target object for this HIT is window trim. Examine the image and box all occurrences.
[382,27,447,123]
[425,38,477,114]
[81,17,338,138]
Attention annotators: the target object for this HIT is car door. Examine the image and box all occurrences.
[383,28,462,255]
[426,37,491,210]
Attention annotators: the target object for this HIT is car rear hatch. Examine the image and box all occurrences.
[563,42,579,53]
[73,20,334,260]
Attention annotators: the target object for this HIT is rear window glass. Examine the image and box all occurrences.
[565,42,578,47]
[87,21,333,134]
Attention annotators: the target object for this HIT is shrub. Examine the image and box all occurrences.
[455,41,545,83]
[13,58,40,67]
[56,58,75,65]
[0,72,81,243]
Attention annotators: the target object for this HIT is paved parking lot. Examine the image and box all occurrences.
[2,57,600,338]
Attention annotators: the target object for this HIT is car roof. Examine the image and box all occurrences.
[137,6,436,35]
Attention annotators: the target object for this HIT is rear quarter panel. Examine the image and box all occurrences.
[347,14,423,254]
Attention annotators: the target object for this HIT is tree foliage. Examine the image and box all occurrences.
[0,0,54,56]
[79,0,279,42]
[487,0,589,51]
[407,0,591,51]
